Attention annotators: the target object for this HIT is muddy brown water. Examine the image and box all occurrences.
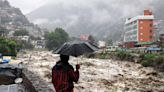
[18,51,164,92]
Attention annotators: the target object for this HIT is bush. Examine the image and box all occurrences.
[139,53,156,62]
[139,54,164,69]
[144,54,156,60]
[116,51,132,60]
[155,56,164,65]
[0,37,17,56]
[140,61,154,67]
[99,53,108,59]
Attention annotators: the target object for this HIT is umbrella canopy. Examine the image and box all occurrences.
[53,41,99,57]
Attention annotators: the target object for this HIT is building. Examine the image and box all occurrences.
[80,35,89,41]
[154,20,164,40]
[124,10,154,48]
[31,37,45,49]
[17,36,30,42]
[159,34,164,48]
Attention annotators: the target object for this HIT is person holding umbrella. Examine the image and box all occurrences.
[52,41,99,92]
[52,54,80,92]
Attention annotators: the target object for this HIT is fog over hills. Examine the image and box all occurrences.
[0,0,42,37]
[27,0,163,41]
[0,0,31,26]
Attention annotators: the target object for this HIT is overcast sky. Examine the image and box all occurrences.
[8,0,49,14]
[8,0,154,14]
[8,0,89,14]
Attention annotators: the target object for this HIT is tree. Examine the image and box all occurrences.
[0,37,17,56]
[107,39,113,46]
[88,35,95,43]
[13,29,29,36]
[0,26,9,37]
[0,30,4,36]
[55,28,69,45]
[20,40,34,50]
[44,28,69,50]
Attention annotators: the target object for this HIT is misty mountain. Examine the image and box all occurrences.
[27,0,164,41]
[0,0,31,26]
[0,0,42,37]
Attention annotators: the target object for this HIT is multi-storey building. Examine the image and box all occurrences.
[159,34,164,48]
[124,10,154,48]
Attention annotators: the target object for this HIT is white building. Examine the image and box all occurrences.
[17,36,30,42]
[98,41,106,48]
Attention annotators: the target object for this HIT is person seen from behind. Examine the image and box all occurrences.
[52,55,80,92]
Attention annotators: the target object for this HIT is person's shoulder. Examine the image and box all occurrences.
[68,64,74,70]
[52,61,62,70]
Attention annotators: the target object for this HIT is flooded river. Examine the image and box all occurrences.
[17,51,164,92]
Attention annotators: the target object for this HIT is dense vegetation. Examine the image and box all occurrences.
[0,26,9,36]
[87,50,164,72]
[0,39,33,56]
[13,29,29,36]
[44,28,69,50]
[0,37,17,56]
[139,54,164,70]
[17,40,34,50]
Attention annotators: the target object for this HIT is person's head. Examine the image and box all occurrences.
[60,55,69,63]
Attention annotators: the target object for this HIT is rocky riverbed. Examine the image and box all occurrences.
[17,51,164,92]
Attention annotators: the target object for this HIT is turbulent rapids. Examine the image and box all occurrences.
[16,51,164,92]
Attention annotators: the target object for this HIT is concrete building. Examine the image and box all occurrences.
[17,36,30,42]
[154,20,164,41]
[98,41,106,48]
[80,34,89,41]
[159,34,164,48]
[31,37,45,49]
[124,10,154,48]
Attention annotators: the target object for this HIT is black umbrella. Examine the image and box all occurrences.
[53,41,99,57]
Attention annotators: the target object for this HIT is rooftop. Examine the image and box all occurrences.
[125,15,154,25]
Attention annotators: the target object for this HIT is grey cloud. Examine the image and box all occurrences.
[27,0,162,41]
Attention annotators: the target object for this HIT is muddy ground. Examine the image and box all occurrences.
[17,51,164,92]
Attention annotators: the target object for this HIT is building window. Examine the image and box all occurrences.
[140,21,143,24]
[140,27,143,29]
[150,36,153,39]
[140,39,143,41]
[140,33,143,35]
[150,30,152,33]
[150,24,153,27]
[134,25,137,29]
[134,20,137,23]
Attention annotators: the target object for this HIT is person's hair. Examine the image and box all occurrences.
[60,55,69,63]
